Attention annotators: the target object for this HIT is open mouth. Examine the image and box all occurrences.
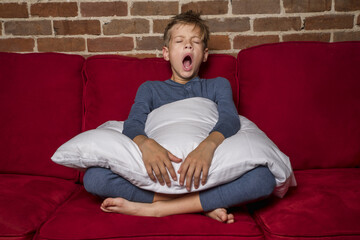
[182,54,193,71]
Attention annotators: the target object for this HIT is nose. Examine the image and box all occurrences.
[185,41,193,49]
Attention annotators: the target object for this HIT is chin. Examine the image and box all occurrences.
[182,69,199,79]
[181,73,197,81]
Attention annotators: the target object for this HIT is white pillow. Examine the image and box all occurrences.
[52,97,296,197]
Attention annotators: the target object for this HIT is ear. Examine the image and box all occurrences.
[163,46,170,61]
[203,48,209,63]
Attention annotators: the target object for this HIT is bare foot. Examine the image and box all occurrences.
[101,197,159,217]
[205,208,235,224]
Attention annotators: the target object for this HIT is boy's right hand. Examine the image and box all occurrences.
[134,135,182,187]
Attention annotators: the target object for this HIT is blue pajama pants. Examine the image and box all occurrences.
[83,166,275,212]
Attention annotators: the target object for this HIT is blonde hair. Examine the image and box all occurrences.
[164,10,210,48]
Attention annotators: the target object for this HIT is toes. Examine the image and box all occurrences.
[214,213,224,222]
[227,219,235,224]
[219,210,228,222]
[101,198,126,213]
[205,208,230,223]
[226,213,235,224]
[100,205,112,212]
[101,198,114,212]
[101,198,113,208]
[102,197,114,205]
[205,208,236,224]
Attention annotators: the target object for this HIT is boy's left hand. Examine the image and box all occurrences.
[178,131,225,191]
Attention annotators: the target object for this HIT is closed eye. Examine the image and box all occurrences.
[192,37,201,44]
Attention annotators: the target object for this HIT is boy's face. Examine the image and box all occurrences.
[163,24,209,84]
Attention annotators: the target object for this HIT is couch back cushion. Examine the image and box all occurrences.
[237,42,360,170]
[83,54,238,131]
[0,53,84,180]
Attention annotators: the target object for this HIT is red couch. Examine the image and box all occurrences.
[1,41,359,240]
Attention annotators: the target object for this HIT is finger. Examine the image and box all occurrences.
[168,152,182,163]
[158,163,171,187]
[178,161,189,186]
[145,165,156,182]
[185,165,196,191]
[153,165,165,186]
[201,167,209,186]
[193,167,202,189]
[164,159,177,181]
[178,161,183,174]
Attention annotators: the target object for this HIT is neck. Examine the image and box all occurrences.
[171,75,198,85]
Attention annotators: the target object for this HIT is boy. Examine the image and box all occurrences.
[84,11,275,223]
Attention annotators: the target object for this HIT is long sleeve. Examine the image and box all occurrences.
[210,77,240,138]
[123,82,153,140]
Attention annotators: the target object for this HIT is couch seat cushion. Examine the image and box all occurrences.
[83,54,238,131]
[0,52,84,180]
[38,187,264,240]
[0,174,79,240]
[250,168,360,240]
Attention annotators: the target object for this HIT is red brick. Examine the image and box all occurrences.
[305,14,354,30]
[131,2,178,16]
[81,2,127,17]
[104,19,149,35]
[234,35,279,49]
[136,36,163,51]
[5,20,52,36]
[232,0,280,14]
[87,37,134,52]
[334,31,360,41]
[38,38,85,52]
[31,2,78,17]
[208,35,231,50]
[182,1,228,15]
[153,19,171,34]
[282,33,331,42]
[0,3,28,18]
[54,20,100,35]
[284,0,331,13]
[0,38,34,52]
[254,17,302,31]
[207,18,250,32]
[335,0,360,11]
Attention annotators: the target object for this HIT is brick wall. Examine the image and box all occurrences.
[0,0,359,57]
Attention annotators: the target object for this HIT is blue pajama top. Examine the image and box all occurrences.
[123,77,240,140]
